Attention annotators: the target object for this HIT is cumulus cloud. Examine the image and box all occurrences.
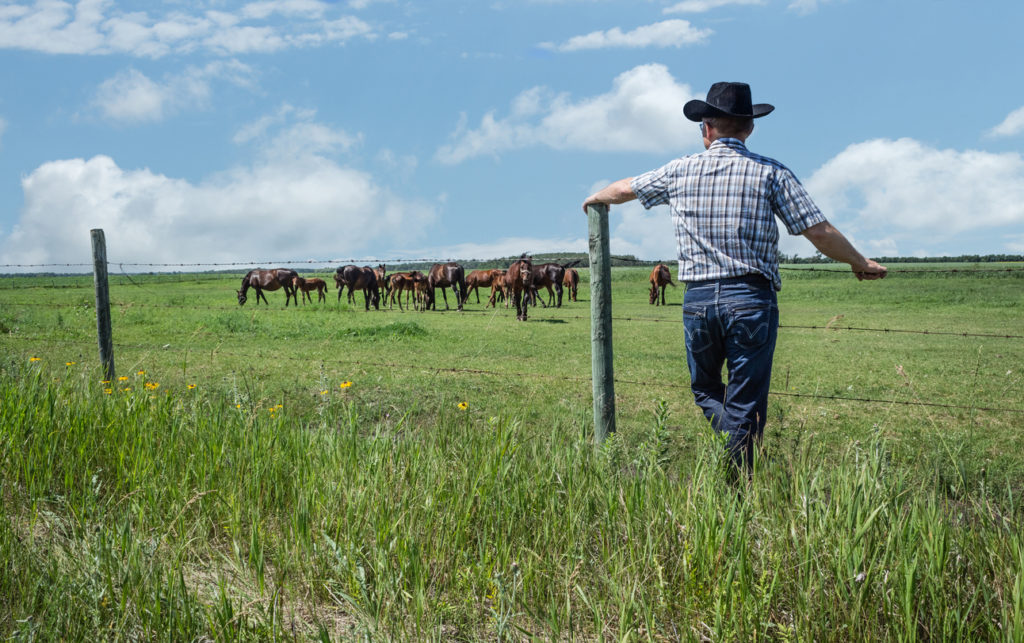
[436,64,701,164]
[0,119,436,269]
[540,19,711,52]
[664,0,766,14]
[988,106,1024,138]
[805,138,1024,252]
[91,60,256,123]
[0,0,374,58]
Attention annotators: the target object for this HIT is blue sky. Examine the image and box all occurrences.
[1,0,1023,272]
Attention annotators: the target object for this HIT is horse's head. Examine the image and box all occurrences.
[237,290,247,306]
[649,285,658,305]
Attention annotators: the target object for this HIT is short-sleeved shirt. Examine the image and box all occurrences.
[631,138,826,291]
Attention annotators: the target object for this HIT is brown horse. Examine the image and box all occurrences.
[649,263,676,305]
[293,276,327,304]
[386,271,425,311]
[374,264,387,297]
[505,255,533,321]
[465,268,506,304]
[426,262,467,311]
[529,260,580,308]
[562,268,579,302]
[335,265,380,310]
[237,268,299,306]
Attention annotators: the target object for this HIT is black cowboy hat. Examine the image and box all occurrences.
[683,81,774,122]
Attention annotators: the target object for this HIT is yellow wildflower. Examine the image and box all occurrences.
[104,388,113,395]
[187,384,196,390]
[29,357,41,362]
[457,402,469,411]
[66,361,76,366]
[339,381,353,389]
[118,376,129,382]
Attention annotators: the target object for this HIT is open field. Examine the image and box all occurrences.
[2,264,1023,640]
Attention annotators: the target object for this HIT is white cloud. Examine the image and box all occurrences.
[540,19,711,52]
[988,106,1024,138]
[91,60,257,123]
[786,0,836,15]
[0,122,436,268]
[0,0,374,58]
[664,0,766,14]
[436,64,701,163]
[805,138,1024,251]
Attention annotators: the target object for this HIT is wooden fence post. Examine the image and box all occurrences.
[587,203,616,443]
[91,229,115,382]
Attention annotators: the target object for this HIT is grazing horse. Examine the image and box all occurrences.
[562,268,580,303]
[335,265,380,310]
[649,263,676,305]
[293,276,327,304]
[237,268,299,306]
[465,268,506,304]
[505,256,534,321]
[529,260,580,308]
[426,262,467,311]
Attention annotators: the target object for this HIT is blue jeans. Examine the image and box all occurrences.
[682,276,779,470]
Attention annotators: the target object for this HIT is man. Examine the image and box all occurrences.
[582,81,887,471]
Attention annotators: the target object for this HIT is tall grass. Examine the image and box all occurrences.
[2,360,1022,640]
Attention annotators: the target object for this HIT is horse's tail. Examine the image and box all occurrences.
[561,259,582,270]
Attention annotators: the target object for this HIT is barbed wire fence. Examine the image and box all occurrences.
[3,253,1023,419]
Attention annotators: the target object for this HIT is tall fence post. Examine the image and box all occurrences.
[587,203,616,443]
[91,229,115,382]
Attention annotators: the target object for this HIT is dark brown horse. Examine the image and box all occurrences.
[426,262,467,311]
[505,255,533,321]
[335,265,380,310]
[562,268,579,302]
[237,268,299,306]
[293,276,327,304]
[649,263,676,305]
[529,260,580,308]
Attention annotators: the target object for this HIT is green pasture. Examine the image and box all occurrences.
[1,264,1023,640]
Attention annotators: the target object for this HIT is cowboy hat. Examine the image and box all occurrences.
[683,82,774,122]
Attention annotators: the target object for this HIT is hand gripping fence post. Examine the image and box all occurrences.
[91,229,115,382]
[587,203,616,443]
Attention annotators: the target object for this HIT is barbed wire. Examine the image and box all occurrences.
[7,335,1022,415]
[4,298,1022,341]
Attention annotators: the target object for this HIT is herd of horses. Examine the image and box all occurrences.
[237,259,677,320]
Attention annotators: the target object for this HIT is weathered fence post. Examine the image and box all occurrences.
[587,203,616,443]
[91,229,115,382]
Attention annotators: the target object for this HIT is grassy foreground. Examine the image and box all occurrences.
[2,364,1023,641]
[2,264,1023,639]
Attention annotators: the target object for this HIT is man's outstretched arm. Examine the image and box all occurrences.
[801,221,887,280]
[582,178,637,213]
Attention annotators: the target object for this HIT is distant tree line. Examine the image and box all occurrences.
[6,253,1023,280]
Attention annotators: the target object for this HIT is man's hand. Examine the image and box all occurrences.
[853,259,887,281]
[581,178,637,214]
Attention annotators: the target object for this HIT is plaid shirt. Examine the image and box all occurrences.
[631,138,826,291]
